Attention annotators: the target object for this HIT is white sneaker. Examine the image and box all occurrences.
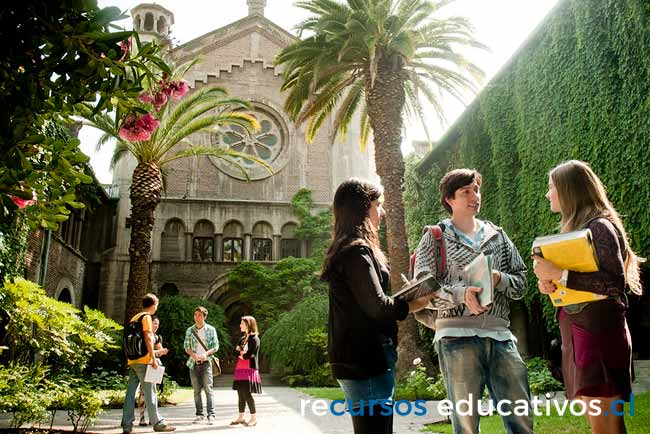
[206,415,215,425]
[192,415,205,424]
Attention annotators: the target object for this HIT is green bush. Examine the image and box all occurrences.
[0,364,49,429]
[263,293,334,386]
[230,257,326,332]
[154,295,231,386]
[397,360,447,401]
[0,278,121,372]
[526,357,564,395]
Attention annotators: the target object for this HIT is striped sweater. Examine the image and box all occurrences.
[412,219,527,329]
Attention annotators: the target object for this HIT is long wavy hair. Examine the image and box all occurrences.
[550,160,644,295]
[321,179,386,281]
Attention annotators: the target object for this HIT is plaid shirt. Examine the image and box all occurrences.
[184,323,219,369]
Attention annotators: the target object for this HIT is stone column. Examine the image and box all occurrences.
[215,233,223,261]
[272,235,281,261]
[244,234,252,261]
[185,232,193,261]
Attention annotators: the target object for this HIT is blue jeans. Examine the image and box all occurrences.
[435,337,534,434]
[121,363,164,431]
[190,361,214,416]
[337,340,397,412]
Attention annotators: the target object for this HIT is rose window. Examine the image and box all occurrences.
[210,106,288,180]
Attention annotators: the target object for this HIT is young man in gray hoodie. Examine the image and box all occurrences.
[413,168,533,434]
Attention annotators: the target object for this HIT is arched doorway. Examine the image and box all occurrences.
[57,288,72,304]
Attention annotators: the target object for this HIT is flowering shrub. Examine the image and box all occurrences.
[119,73,190,141]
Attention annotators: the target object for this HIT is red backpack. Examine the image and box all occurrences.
[409,225,446,280]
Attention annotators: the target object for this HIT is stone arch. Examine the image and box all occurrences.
[222,220,244,262]
[161,218,185,261]
[159,282,179,298]
[134,15,142,31]
[192,220,215,261]
[55,277,76,306]
[280,222,301,258]
[157,16,168,34]
[252,221,273,261]
[144,12,154,31]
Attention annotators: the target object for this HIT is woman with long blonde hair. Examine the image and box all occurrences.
[533,160,643,434]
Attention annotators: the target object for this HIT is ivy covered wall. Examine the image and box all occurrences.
[405,0,650,355]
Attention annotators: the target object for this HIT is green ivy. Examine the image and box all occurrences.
[405,0,650,344]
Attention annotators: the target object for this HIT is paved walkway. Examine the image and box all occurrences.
[9,387,443,434]
[3,360,649,434]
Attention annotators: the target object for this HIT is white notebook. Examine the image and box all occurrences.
[144,364,165,384]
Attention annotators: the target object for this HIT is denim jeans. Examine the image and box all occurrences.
[435,337,534,434]
[190,361,215,416]
[121,363,164,431]
[337,339,397,412]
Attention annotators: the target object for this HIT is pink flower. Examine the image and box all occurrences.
[139,92,154,104]
[119,125,151,142]
[169,81,189,99]
[153,92,168,110]
[136,113,160,132]
[11,190,37,209]
[118,113,160,142]
[119,38,131,61]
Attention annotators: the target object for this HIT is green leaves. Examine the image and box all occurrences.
[0,278,122,370]
[276,0,485,149]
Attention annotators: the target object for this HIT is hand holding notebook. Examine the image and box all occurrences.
[531,229,607,306]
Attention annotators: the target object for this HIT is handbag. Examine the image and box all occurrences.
[191,328,222,377]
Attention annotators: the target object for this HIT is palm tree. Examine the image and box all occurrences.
[82,67,267,322]
[276,0,485,375]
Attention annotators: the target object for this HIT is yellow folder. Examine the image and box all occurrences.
[532,229,607,307]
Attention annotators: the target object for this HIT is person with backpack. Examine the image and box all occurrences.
[412,169,533,434]
[532,160,642,434]
[121,293,176,434]
[184,306,219,425]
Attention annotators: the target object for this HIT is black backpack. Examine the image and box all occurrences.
[123,313,149,360]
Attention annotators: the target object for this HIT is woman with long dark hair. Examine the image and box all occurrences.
[230,316,262,427]
[321,179,433,434]
[533,160,643,434]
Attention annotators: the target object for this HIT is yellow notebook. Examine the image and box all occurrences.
[532,229,607,307]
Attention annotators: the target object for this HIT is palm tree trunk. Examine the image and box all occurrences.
[366,59,423,379]
[124,162,162,323]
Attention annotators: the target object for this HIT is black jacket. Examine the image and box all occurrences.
[325,244,409,379]
[235,334,260,370]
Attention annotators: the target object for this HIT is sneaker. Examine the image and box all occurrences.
[153,422,176,432]
[206,415,215,425]
[192,415,205,424]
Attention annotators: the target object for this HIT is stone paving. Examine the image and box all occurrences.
[2,360,649,434]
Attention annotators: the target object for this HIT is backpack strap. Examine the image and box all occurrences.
[429,225,446,278]
[409,224,446,280]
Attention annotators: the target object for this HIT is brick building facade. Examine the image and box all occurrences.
[97,1,377,322]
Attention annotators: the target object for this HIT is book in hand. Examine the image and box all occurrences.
[532,228,607,307]
[144,364,165,384]
[393,273,440,302]
[463,253,493,307]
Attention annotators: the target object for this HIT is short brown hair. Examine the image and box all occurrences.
[195,306,208,318]
[439,169,482,214]
[142,293,159,308]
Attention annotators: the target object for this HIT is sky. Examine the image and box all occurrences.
[81,0,560,184]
